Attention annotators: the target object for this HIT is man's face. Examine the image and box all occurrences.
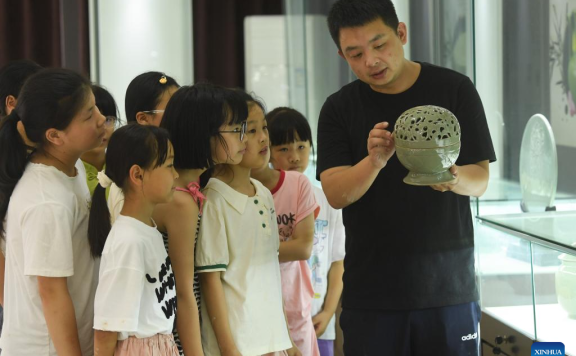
[338,18,408,93]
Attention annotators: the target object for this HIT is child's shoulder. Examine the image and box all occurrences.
[282,170,312,188]
[203,178,251,213]
[107,216,158,249]
[202,178,230,199]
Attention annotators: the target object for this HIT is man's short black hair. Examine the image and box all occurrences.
[328,0,399,51]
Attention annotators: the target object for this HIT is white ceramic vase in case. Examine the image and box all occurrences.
[556,253,576,318]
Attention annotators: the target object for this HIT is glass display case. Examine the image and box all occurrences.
[475,189,576,356]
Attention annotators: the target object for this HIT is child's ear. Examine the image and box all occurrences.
[45,128,64,146]
[136,112,151,125]
[128,164,144,187]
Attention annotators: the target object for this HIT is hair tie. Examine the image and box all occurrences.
[97,171,113,188]
[159,75,167,84]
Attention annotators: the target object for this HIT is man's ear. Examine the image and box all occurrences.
[45,128,64,146]
[397,22,408,45]
[338,49,345,59]
[136,112,151,125]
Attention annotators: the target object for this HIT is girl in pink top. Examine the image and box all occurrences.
[251,103,320,356]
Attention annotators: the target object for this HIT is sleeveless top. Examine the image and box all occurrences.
[161,181,205,356]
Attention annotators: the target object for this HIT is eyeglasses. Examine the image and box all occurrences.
[142,110,165,115]
[219,121,247,142]
[104,116,119,128]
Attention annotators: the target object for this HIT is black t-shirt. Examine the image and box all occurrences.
[316,62,497,311]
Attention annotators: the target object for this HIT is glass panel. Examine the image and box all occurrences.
[532,243,576,354]
[409,0,474,79]
[284,0,308,118]
[479,211,576,252]
[282,0,354,185]
[475,0,576,197]
[475,222,536,339]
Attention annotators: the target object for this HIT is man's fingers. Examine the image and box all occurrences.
[374,121,390,129]
[368,137,392,149]
[369,128,393,140]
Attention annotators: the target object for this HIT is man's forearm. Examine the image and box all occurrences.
[321,157,383,209]
[451,162,489,197]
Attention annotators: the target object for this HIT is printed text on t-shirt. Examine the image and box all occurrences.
[277,212,295,241]
[145,256,177,319]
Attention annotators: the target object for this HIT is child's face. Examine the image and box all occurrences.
[142,142,179,204]
[84,114,117,155]
[61,90,107,154]
[240,105,270,169]
[270,133,311,174]
[143,85,178,127]
[211,119,247,165]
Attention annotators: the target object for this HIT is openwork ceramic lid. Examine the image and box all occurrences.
[394,105,461,149]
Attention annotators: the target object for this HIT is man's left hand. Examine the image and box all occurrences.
[430,165,459,192]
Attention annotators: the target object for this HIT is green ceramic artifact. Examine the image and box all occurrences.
[394,105,461,186]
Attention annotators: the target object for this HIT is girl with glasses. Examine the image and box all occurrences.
[125,71,179,127]
[107,72,180,223]
[153,83,249,356]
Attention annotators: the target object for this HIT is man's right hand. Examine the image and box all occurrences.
[367,122,395,169]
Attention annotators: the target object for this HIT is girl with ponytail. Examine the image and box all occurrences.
[89,124,180,356]
[0,68,106,356]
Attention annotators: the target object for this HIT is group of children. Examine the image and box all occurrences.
[0,60,345,356]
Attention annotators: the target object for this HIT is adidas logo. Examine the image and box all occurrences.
[461,333,478,341]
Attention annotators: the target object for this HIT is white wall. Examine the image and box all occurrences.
[89,0,194,121]
[244,16,289,113]
[392,0,411,60]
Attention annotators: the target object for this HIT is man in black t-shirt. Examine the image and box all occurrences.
[317,1,496,355]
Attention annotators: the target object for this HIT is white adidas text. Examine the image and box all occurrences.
[461,333,477,341]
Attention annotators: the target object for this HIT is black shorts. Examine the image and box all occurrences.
[340,302,481,356]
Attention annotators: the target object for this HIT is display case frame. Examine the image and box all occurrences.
[475,191,576,356]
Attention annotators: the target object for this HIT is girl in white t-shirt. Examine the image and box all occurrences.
[0,68,106,356]
[89,124,180,356]
[265,107,345,356]
[195,91,299,356]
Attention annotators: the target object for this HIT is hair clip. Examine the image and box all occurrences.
[159,75,168,84]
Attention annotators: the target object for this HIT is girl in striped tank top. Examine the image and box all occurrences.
[153,83,249,356]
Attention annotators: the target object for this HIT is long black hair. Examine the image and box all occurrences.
[0,68,91,238]
[125,71,179,123]
[0,59,42,117]
[161,83,248,171]
[88,124,171,257]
